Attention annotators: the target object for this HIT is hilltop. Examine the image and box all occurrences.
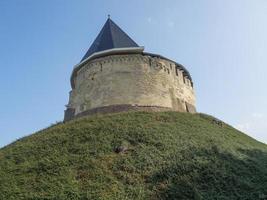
[0,112,266,199]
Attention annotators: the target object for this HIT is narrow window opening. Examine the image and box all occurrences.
[175,66,178,76]
[185,102,189,112]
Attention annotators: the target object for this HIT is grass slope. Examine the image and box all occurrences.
[0,112,267,200]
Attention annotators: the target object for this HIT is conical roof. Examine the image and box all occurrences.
[81,18,139,62]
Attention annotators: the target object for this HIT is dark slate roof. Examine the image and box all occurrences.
[81,18,139,62]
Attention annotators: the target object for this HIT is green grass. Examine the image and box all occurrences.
[0,112,266,200]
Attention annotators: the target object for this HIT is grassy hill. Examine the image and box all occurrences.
[0,112,266,200]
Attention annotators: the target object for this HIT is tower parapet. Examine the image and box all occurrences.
[64,19,196,121]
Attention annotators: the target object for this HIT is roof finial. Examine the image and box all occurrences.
[108,14,111,19]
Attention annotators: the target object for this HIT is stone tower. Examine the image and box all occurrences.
[64,18,196,121]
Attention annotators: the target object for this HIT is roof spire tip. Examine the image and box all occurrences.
[80,16,139,61]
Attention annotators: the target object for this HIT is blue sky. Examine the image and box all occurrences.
[0,0,267,147]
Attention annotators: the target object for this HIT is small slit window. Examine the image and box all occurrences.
[175,66,178,76]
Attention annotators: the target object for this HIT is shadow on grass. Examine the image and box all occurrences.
[150,147,267,200]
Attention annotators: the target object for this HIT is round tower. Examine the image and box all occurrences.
[64,18,196,121]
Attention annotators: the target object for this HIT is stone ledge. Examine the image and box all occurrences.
[64,104,177,121]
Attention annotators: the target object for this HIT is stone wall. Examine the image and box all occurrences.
[64,53,196,120]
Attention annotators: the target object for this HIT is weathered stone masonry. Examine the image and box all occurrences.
[64,53,196,120]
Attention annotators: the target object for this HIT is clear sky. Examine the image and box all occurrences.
[1,0,267,147]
